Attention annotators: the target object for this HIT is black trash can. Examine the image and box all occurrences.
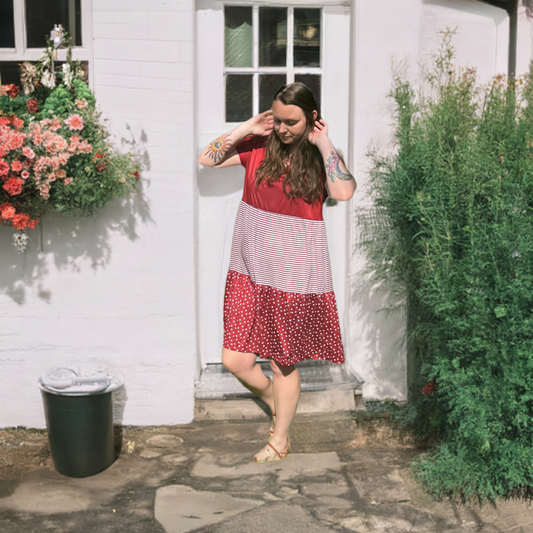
[38,361,124,478]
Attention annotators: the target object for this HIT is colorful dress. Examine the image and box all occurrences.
[223,136,345,366]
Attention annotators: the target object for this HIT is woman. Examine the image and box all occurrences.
[199,83,356,463]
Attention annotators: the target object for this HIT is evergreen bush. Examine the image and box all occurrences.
[363,31,533,500]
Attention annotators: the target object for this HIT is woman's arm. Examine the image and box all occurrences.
[308,119,356,202]
[198,111,273,168]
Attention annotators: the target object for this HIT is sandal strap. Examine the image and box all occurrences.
[267,441,288,459]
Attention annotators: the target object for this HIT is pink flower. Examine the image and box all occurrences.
[77,140,92,154]
[50,118,62,132]
[65,114,84,131]
[11,160,23,172]
[75,99,88,109]
[23,146,35,159]
[64,178,73,185]
[21,170,30,179]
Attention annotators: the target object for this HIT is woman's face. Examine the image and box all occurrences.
[272,100,316,145]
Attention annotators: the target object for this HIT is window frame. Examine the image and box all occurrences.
[224,3,325,122]
[0,0,93,64]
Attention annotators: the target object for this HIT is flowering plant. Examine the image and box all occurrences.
[0,33,140,250]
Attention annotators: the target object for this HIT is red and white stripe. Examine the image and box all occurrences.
[229,201,333,295]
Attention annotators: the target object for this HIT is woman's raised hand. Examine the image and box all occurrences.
[308,119,329,146]
[247,110,274,137]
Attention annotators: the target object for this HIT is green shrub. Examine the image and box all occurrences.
[363,31,533,500]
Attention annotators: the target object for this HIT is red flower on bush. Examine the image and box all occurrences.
[3,176,24,195]
[422,380,438,396]
[11,115,23,130]
[95,162,107,172]
[11,160,23,172]
[26,98,38,113]
[0,202,16,220]
[5,84,19,98]
[12,213,38,230]
[134,170,140,180]
[0,202,37,230]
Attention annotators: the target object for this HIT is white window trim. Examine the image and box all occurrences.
[0,0,93,63]
[217,0,349,5]
[225,3,324,119]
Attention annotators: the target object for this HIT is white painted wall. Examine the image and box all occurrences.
[0,0,197,428]
[2,0,532,427]
[346,0,532,400]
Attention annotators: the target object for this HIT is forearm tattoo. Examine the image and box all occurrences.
[325,151,354,183]
[204,133,233,164]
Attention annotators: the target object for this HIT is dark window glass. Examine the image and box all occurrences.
[25,0,82,48]
[225,6,252,68]
[0,62,22,85]
[0,0,15,48]
[294,9,321,67]
[295,74,321,111]
[259,7,287,67]
[226,74,253,122]
[259,74,286,113]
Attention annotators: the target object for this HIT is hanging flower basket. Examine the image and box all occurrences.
[0,31,140,251]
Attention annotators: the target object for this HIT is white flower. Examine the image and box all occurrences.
[41,70,56,89]
[62,63,73,89]
[12,231,29,253]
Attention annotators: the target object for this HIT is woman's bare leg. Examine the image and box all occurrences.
[222,348,275,414]
[254,360,300,461]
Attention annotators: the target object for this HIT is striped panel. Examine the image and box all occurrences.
[229,201,333,294]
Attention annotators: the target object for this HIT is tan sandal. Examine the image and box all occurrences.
[254,441,289,463]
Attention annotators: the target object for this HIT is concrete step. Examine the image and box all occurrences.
[195,360,365,419]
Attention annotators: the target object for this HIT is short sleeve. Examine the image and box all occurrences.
[236,136,267,168]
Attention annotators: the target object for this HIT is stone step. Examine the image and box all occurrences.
[195,360,365,419]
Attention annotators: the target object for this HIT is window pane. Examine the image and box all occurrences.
[295,74,321,111]
[294,9,321,67]
[25,0,82,48]
[259,7,287,67]
[259,74,286,113]
[225,6,252,68]
[0,62,22,85]
[226,75,253,122]
[0,0,15,48]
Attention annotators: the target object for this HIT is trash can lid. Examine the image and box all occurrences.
[38,359,125,396]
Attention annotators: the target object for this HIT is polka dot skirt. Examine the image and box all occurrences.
[223,270,345,366]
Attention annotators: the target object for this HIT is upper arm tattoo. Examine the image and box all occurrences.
[325,151,354,183]
[204,133,233,164]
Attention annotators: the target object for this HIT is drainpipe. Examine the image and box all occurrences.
[508,0,519,78]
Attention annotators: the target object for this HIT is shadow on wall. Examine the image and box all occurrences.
[349,262,407,399]
[0,127,152,305]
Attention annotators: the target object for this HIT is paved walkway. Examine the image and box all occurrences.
[1,411,533,532]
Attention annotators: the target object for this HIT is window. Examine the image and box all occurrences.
[0,0,90,86]
[224,5,322,122]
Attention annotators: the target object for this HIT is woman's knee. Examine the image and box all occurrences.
[222,348,256,374]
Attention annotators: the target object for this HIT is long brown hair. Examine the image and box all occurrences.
[255,83,325,204]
